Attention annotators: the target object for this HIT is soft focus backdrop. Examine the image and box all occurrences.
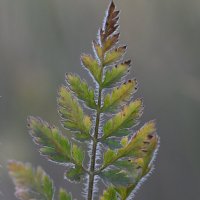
[0,0,200,199]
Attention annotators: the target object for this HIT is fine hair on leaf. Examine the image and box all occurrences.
[8,1,159,200]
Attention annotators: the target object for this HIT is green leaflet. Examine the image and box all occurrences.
[27,116,71,164]
[102,137,122,149]
[102,99,143,139]
[102,61,130,88]
[114,156,155,199]
[8,161,54,200]
[102,79,137,112]
[65,166,85,183]
[99,169,135,187]
[27,117,86,182]
[66,73,96,109]
[117,121,158,158]
[103,149,117,166]
[59,189,72,200]
[100,121,158,193]
[81,54,101,83]
[93,41,103,60]
[100,187,118,200]
[102,121,158,169]
[104,46,126,66]
[58,85,92,140]
[103,33,120,53]
[71,144,84,166]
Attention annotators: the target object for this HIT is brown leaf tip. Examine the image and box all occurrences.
[101,1,120,43]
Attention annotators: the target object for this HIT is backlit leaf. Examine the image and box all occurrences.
[93,41,103,60]
[81,54,101,83]
[102,60,130,88]
[8,161,54,200]
[103,33,120,53]
[103,149,117,166]
[102,99,143,139]
[59,188,72,200]
[66,73,96,109]
[102,137,122,149]
[71,144,84,166]
[117,121,158,158]
[27,116,71,164]
[100,187,118,200]
[65,166,85,183]
[99,169,134,187]
[101,121,158,169]
[102,79,137,112]
[104,46,127,66]
[58,85,92,140]
[100,1,120,43]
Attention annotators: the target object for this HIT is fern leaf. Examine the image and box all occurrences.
[19,1,159,199]
[59,188,72,200]
[102,79,137,112]
[99,169,134,187]
[114,157,153,199]
[102,121,158,169]
[100,1,120,44]
[102,99,143,139]
[100,187,118,200]
[58,85,92,140]
[102,137,122,149]
[114,144,157,199]
[28,116,72,164]
[102,61,131,88]
[118,121,158,158]
[102,33,120,53]
[65,165,85,183]
[71,144,85,166]
[104,46,126,66]
[28,116,86,183]
[28,117,86,167]
[93,41,103,60]
[66,73,96,109]
[100,121,158,193]
[8,161,54,200]
[81,54,101,83]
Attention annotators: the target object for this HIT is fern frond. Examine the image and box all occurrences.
[8,161,54,200]
[100,1,120,44]
[81,54,101,84]
[28,116,72,164]
[9,1,159,200]
[27,116,86,183]
[99,121,158,198]
[102,99,143,139]
[102,79,137,112]
[58,85,92,140]
[102,61,131,88]
[102,137,122,149]
[100,187,118,200]
[101,121,158,170]
[102,33,120,53]
[118,121,158,158]
[66,73,96,109]
[59,188,73,200]
[104,46,126,66]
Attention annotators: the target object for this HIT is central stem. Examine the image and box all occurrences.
[87,88,102,200]
[87,60,104,200]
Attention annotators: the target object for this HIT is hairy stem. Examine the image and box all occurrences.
[87,60,104,200]
[87,89,102,200]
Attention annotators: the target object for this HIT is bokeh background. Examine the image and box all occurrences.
[0,0,200,199]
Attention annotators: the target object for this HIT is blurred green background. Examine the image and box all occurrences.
[0,0,200,199]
